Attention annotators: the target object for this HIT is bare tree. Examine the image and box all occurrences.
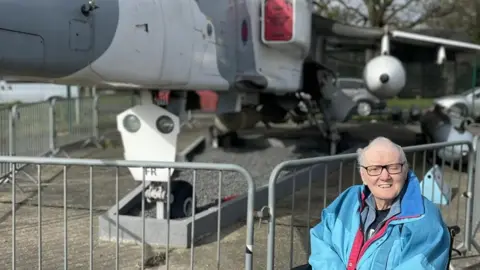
[427,0,480,42]
[315,0,457,28]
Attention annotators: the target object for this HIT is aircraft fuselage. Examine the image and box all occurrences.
[0,0,310,93]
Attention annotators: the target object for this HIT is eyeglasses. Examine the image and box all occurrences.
[360,163,405,176]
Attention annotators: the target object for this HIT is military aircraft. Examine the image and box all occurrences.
[1,0,480,217]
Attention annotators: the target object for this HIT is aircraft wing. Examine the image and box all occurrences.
[313,15,480,61]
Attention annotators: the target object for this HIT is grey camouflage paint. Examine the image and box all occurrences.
[196,0,264,90]
[0,0,263,89]
[195,0,264,112]
[0,0,118,78]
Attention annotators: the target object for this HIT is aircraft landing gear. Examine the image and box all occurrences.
[117,90,198,220]
[145,180,196,219]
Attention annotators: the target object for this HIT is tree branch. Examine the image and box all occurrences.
[404,3,456,28]
[384,0,417,22]
[335,0,369,22]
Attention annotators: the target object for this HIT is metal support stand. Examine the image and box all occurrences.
[329,125,340,155]
[156,200,167,220]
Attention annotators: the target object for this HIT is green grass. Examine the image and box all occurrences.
[351,98,434,121]
[387,98,434,109]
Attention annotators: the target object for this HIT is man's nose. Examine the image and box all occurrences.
[378,167,390,180]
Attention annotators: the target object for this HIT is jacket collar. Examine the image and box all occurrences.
[359,170,425,218]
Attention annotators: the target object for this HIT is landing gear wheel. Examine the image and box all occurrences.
[207,126,241,148]
[170,180,195,219]
[356,101,372,117]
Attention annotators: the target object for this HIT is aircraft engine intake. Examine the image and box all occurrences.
[363,55,406,99]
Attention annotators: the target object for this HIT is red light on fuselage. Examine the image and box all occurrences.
[241,20,248,43]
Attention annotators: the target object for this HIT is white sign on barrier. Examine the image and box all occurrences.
[420,165,452,205]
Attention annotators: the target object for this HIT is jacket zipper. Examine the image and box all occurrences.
[357,218,398,265]
[356,214,421,267]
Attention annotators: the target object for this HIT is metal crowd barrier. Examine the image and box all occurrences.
[0,94,138,187]
[0,155,255,270]
[264,141,476,270]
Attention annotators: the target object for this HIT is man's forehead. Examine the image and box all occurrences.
[363,144,401,160]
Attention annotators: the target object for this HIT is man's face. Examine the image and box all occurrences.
[360,145,407,205]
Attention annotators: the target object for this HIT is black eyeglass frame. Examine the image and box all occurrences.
[360,162,406,176]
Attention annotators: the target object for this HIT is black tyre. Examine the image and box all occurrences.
[170,180,195,219]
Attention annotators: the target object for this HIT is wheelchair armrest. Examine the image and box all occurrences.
[448,226,461,237]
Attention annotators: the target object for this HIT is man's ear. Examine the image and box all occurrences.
[359,167,367,185]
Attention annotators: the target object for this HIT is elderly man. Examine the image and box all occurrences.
[308,136,450,270]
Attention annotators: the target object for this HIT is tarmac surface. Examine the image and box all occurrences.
[0,120,478,269]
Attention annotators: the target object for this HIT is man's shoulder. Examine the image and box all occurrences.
[335,185,363,202]
[422,196,445,221]
[404,196,446,230]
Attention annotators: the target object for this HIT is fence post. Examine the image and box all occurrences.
[8,105,18,158]
[92,95,99,140]
[266,165,280,270]
[81,95,103,149]
[48,98,58,154]
[469,136,480,250]
[462,140,476,252]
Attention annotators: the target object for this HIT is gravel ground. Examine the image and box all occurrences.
[128,137,332,218]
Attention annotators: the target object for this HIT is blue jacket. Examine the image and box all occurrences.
[308,170,451,270]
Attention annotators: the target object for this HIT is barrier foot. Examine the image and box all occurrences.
[0,168,35,193]
[48,148,71,159]
[0,176,26,193]
[82,136,105,149]
[454,242,468,256]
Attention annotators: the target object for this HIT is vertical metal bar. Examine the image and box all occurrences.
[115,167,120,270]
[245,169,255,270]
[216,171,223,270]
[440,150,446,211]
[455,144,468,232]
[37,165,43,270]
[465,143,476,250]
[141,167,146,270]
[352,161,356,186]
[421,151,427,191]
[89,166,94,270]
[11,163,16,270]
[412,152,416,171]
[63,166,68,270]
[306,168,312,258]
[456,145,464,225]
[289,169,296,269]
[166,168,171,270]
[190,170,197,270]
[432,150,437,204]
[338,162,343,195]
[323,164,328,209]
[448,146,455,218]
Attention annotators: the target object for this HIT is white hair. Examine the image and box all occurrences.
[357,136,408,169]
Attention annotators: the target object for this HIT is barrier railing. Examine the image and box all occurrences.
[0,155,255,270]
[265,141,475,269]
[0,94,138,187]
